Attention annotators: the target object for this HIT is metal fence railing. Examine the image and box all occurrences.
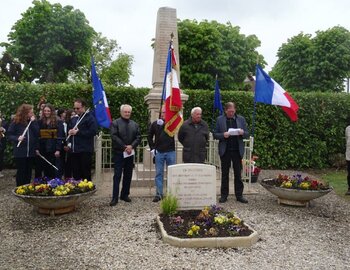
[95,132,253,190]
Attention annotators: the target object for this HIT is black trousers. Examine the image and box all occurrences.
[71,152,92,181]
[220,150,244,198]
[15,157,35,186]
[112,154,134,200]
[347,160,350,189]
[0,144,5,171]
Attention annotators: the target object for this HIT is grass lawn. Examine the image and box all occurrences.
[311,169,350,200]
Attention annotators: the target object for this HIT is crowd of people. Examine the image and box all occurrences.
[1,99,349,207]
[1,98,97,187]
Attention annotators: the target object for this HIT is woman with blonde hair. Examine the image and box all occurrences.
[7,104,39,186]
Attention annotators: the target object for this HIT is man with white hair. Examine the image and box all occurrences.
[110,104,141,206]
[178,107,209,163]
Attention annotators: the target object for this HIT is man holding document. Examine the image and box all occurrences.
[214,102,249,204]
[110,104,141,206]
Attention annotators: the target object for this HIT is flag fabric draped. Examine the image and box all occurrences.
[213,78,224,115]
[162,44,183,137]
[254,64,299,122]
[91,58,112,128]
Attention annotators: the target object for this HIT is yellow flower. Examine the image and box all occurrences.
[281,181,292,188]
[187,230,193,236]
[299,182,310,190]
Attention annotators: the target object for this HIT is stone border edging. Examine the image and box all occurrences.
[156,215,259,248]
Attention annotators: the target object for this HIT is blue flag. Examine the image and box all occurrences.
[214,79,224,115]
[91,58,112,128]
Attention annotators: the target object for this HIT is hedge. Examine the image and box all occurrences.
[1,82,349,169]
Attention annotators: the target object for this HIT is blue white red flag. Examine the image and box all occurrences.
[161,44,183,136]
[255,64,299,122]
[214,78,224,115]
[91,58,112,128]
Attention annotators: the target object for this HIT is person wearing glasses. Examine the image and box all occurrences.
[67,98,97,181]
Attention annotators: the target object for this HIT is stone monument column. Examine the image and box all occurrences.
[144,7,188,168]
[145,6,188,123]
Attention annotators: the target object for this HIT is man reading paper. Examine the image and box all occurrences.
[214,102,249,203]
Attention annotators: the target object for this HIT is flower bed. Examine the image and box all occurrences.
[157,205,258,248]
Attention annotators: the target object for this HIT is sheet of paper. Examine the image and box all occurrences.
[228,128,241,136]
[123,149,135,158]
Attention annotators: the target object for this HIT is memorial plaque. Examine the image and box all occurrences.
[167,164,216,210]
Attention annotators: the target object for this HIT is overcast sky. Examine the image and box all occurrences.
[1,0,349,87]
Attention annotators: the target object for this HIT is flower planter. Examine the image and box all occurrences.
[12,188,97,216]
[260,178,332,207]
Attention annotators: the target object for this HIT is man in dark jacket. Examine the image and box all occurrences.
[178,107,209,163]
[110,104,141,206]
[213,102,249,204]
[147,107,176,202]
[67,98,97,181]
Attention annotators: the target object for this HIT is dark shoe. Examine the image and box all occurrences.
[219,197,227,203]
[152,196,161,202]
[236,197,248,203]
[120,197,132,202]
[109,199,118,206]
[345,189,350,195]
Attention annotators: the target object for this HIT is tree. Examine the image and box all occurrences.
[178,19,264,90]
[270,26,350,92]
[6,0,95,83]
[69,32,134,86]
[101,53,134,86]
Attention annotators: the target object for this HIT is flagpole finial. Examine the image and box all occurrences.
[170,32,174,40]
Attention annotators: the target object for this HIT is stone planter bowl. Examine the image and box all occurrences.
[12,188,97,215]
[260,178,333,207]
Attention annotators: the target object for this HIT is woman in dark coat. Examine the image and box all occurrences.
[37,104,64,178]
[7,104,39,186]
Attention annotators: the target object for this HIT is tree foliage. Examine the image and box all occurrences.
[101,53,134,86]
[6,0,95,83]
[178,19,264,90]
[68,32,134,86]
[270,26,350,92]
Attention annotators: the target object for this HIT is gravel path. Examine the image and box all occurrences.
[0,169,349,270]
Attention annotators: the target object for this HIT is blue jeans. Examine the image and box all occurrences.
[154,151,176,198]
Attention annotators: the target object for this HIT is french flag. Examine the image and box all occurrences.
[162,43,183,136]
[91,58,112,128]
[255,64,299,122]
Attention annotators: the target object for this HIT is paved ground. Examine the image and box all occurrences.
[1,169,350,270]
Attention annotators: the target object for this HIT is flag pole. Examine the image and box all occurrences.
[211,74,218,132]
[158,33,174,120]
